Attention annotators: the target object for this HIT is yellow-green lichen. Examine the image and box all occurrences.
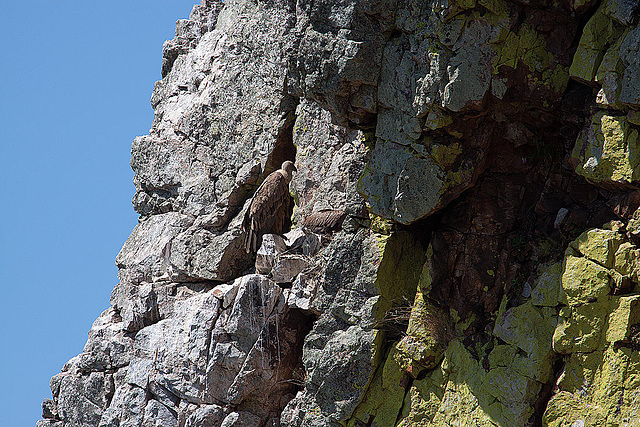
[493,23,569,104]
[573,112,640,185]
[369,212,394,235]
[545,228,640,425]
[395,291,454,376]
[430,142,462,169]
[561,255,612,306]
[373,232,426,320]
[569,3,625,83]
[348,347,412,427]
[397,367,445,426]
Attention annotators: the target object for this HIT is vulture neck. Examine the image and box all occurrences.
[277,169,293,183]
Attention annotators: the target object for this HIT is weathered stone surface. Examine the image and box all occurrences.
[56,371,109,427]
[359,139,445,224]
[545,228,640,425]
[142,400,178,427]
[619,25,640,106]
[40,1,640,426]
[281,231,381,426]
[272,254,311,283]
[288,1,394,128]
[167,203,252,282]
[290,100,368,226]
[126,287,221,404]
[284,231,425,426]
[220,411,262,427]
[285,228,322,257]
[562,255,612,306]
[287,271,321,313]
[206,275,282,403]
[572,112,640,187]
[98,384,146,427]
[569,3,624,84]
[71,307,133,371]
[110,281,176,333]
[531,263,563,307]
[116,212,193,285]
[42,398,58,420]
[255,234,287,275]
[184,404,225,427]
[570,228,625,268]
[161,1,224,78]
[134,0,298,220]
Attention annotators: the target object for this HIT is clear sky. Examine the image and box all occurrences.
[0,1,200,425]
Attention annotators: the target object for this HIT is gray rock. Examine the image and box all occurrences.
[212,282,239,309]
[135,0,298,219]
[271,254,312,284]
[184,404,226,427]
[36,420,63,427]
[256,230,321,282]
[206,275,283,404]
[42,398,58,419]
[290,100,369,226]
[281,230,383,426]
[441,19,499,112]
[142,400,178,427]
[63,308,133,372]
[49,373,64,399]
[604,0,640,25]
[220,411,262,427]
[117,203,252,286]
[57,371,109,427]
[359,139,444,224]
[98,384,147,427]
[285,228,322,257]
[126,288,221,404]
[289,1,395,127]
[161,1,224,77]
[116,212,193,285]
[110,282,161,334]
[619,25,640,107]
[377,33,449,144]
[255,234,288,275]
[167,215,251,282]
[288,271,322,313]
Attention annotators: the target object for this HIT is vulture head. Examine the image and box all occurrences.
[279,160,297,183]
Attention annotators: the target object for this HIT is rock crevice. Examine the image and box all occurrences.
[39,0,640,426]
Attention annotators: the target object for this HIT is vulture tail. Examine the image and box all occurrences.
[243,226,260,253]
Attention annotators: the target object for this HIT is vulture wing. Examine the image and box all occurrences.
[302,210,347,234]
[242,171,291,253]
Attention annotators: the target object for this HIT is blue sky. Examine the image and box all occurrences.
[0,1,200,425]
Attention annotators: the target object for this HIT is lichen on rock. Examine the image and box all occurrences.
[38,0,640,426]
[545,226,640,426]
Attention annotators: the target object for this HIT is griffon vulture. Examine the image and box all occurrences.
[242,160,297,253]
[302,210,347,234]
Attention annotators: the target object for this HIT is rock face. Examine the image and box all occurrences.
[40,0,640,426]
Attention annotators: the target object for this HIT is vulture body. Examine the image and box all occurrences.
[242,161,297,253]
[303,210,347,234]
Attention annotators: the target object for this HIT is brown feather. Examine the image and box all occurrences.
[242,169,292,253]
[302,210,347,234]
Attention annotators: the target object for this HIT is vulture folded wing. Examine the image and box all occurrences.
[242,172,291,252]
[303,210,347,234]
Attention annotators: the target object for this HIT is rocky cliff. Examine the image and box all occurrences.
[38,0,640,426]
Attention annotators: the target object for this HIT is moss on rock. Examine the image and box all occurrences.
[545,227,640,425]
[572,112,640,186]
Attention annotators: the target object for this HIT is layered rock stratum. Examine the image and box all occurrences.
[39,0,640,426]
